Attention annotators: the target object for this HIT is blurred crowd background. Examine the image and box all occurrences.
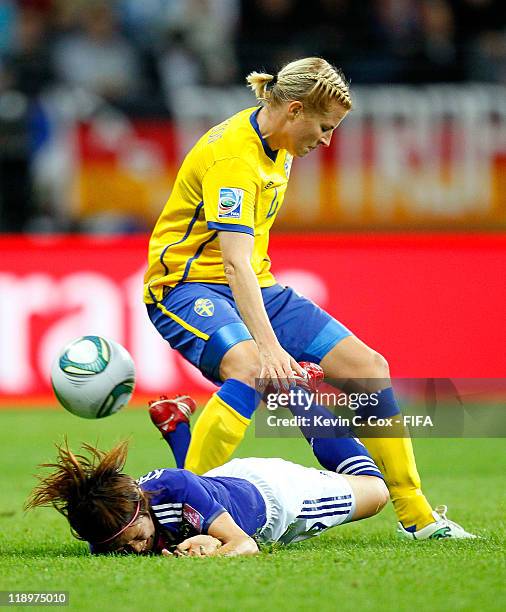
[0,0,505,233]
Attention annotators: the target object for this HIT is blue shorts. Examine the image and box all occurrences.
[146,283,352,384]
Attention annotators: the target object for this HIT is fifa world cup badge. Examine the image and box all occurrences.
[183,504,203,531]
[218,187,243,218]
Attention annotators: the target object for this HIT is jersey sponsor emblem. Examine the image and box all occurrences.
[218,187,243,218]
[194,298,214,317]
[183,504,203,532]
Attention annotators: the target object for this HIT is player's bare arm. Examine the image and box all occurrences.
[164,517,258,558]
[219,230,304,388]
[207,512,259,557]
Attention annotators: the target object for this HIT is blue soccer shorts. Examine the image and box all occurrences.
[146,283,352,383]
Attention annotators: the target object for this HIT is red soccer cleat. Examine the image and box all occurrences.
[148,395,197,435]
[294,362,325,393]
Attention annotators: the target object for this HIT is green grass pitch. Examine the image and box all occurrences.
[1,407,505,612]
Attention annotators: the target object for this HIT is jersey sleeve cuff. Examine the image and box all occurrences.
[202,508,227,533]
[207,222,254,236]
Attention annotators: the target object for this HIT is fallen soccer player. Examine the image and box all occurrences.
[26,434,388,557]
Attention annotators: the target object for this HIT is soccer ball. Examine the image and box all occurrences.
[51,336,136,419]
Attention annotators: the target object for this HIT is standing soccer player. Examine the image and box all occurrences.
[144,57,474,540]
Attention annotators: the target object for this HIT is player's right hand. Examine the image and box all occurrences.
[258,343,306,391]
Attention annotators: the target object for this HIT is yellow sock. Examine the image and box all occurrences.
[361,425,435,530]
[184,393,250,475]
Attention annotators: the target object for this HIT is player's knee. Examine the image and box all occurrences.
[221,360,261,387]
[359,349,390,380]
[348,475,390,520]
[362,477,390,517]
[219,341,261,387]
[373,478,390,514]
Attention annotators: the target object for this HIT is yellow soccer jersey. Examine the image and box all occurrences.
[144,106,293,303]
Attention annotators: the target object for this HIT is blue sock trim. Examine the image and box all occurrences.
[287,388,384,479]
[355,386,401,419]
[309,437,380,476]
[300,319,352,363]
[200,322,252,382]
[216,378,261,420]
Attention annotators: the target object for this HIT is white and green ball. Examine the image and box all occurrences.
[51,336,135,419]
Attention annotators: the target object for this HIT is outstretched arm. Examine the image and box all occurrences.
[220,231,305,388]
[207,511,259,556]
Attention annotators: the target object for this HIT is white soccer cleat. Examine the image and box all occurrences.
[397,505,478,540]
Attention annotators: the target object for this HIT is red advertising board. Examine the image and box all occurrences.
[0,233,505,404]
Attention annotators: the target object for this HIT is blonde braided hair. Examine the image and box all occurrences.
[246,57,352,113]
